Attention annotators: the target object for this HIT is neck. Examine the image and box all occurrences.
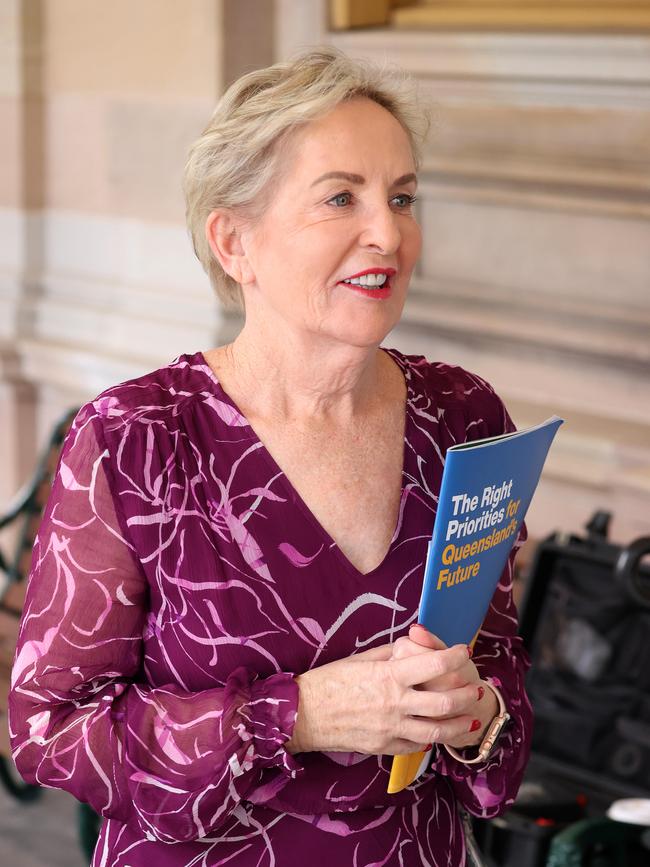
[223,310,390,425]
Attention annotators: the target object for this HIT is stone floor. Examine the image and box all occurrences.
[0,781,88,866]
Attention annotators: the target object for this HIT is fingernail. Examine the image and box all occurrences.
[467,645,473,657]
[469,719,481,733]
[424,743,433,751]
[477,686,485,701]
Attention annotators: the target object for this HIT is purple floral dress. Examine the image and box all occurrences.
[9,348,532,867]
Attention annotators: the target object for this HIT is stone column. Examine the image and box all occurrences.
[0,0,279,505]
[0,1,40,510]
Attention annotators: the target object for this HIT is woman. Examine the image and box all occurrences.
[9,49,532,866]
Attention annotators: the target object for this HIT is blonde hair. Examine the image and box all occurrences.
[183,47,429,309]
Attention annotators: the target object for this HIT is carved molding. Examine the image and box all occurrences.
[330,0,650,33]
[327,25,650,540]
[404,281,650,376]
[330,29,650,86]
[329,0,390,30]
[393,3,650,31]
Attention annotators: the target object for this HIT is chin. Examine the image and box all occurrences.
[326,317,399,350]
[301,291,406,347]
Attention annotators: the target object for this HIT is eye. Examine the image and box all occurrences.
[391,193,417,210]
[327,191,352,208]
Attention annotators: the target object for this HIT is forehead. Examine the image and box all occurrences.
[283,97,416,182]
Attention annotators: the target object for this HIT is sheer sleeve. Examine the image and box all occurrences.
[429,383,533,818]
[429,526,532,817]
[8,407,302,843]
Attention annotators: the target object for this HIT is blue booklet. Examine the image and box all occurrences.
[418,414,564,646]
[388,414,563,793]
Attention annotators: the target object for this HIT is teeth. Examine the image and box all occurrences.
[343,273,388,287]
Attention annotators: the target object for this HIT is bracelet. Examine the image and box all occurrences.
[443,682,510,765]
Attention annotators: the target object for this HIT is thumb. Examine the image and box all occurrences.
[408,623,447,650]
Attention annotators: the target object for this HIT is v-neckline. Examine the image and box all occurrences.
[194,348,413,579]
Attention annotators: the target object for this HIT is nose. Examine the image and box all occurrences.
[359,203,401,255]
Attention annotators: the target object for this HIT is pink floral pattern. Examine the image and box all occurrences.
[9,349,532,866]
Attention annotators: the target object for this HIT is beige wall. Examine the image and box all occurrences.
[0,0,274,217]
[44,1,221,97]
[0,0,261,506]
[41,0,222,221]
[1,0,649,553]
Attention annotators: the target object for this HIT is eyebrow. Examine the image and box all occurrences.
[310,171,417,188]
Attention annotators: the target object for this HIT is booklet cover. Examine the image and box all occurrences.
[387,415,564,794]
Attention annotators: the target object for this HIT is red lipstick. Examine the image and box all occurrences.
[337,267,396,300]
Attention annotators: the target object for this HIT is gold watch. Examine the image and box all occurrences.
[442,682,510,765]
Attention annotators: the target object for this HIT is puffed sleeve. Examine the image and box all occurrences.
[8,408,302,843]
[429,380,533,817]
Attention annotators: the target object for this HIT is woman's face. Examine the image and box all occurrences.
[238,96,422,348]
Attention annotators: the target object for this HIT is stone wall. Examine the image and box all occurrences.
[316,19,650,546]
[0,0,263,504]
[1,0,648,551]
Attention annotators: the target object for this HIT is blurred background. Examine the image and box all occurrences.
[1,1,649,864]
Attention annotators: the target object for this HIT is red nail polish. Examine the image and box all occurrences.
[469,719,481,733]
[467,645,473,657]
[424,743,432,751]
[477,686,485,701]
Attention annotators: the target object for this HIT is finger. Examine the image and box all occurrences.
[392,630,448,661]
[400,713,480,748]
[352,644,394,662]
[408,624,447,650]
[391,641,474,690]
[391,628,448,661]
[417,658,480,692]
[404,682,481,719]
[420,666,478,692]
[383,738,432,757]
[393,643,470,688]
[391,635,432,661]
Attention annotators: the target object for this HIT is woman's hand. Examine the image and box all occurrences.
[286,635,489,756]
[392,624,498,750]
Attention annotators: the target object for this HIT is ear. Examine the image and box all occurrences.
[205,209,255,286]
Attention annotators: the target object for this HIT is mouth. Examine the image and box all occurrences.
[337,267,396,299]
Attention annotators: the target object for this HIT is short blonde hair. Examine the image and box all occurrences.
[183,47,429,309]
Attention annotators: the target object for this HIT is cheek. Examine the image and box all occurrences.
[297,229,350,278]
[404,221,423,264]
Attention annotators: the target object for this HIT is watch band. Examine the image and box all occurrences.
[442,682,510,765]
